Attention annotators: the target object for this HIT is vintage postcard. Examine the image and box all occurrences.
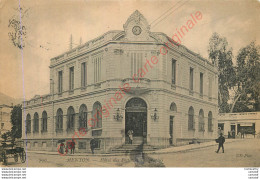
[0,0,260,170]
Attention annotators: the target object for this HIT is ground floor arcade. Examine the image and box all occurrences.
[22,89,218,153]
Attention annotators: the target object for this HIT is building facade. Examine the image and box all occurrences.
[22,10,218,153]
[0,105,13,136]
[218,112,260,138]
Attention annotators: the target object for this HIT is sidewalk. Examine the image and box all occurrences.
[26,139,242,157]
[146,138,240,155]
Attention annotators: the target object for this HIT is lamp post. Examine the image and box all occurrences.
[151,108,159,121]
[114,108,123,121]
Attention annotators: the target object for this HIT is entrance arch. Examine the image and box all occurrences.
[125,97,147,144]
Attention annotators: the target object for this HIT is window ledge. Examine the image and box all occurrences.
[56,129,63,133]
[94,83,101,89]
[81,86,87,91]
[66,128,75,133]
[189,90,194,96]
[171,84,176,90]
[91,128,102,131]
[69,90,74,95]
[78,127,87,131]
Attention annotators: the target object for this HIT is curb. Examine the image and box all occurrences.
[25,139,242,157]
[146,139,242,155]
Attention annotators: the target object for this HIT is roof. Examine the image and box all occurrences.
[218,112,260,121]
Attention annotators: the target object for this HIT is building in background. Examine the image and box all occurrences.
[0,104,13,136]
[218,112,260,138]
[22,10,218,153]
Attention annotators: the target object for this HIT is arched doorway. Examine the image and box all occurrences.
[125,97,147,144]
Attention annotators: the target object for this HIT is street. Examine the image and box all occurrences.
[1,139,260,167]
[157,138,260,167]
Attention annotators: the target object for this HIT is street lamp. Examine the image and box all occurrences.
[114,108,123,121]
[151,108,159,121]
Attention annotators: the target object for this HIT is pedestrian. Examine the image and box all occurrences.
[241,128,245,138]
[232,129,235,138]
[228,131,231,138]
[90,138,95,154]
[128,130,133,144]
[217,127,222,136]
[215,133,225,153]
[238,131,241,139]
[65,142,69,154]
[71,139,75,154]
[60,142,64,154]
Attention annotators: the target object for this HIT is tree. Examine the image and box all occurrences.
[10,104,22,139]
[1,131,12,142]
[8,7,29,49]
[231,42,260,112]
[208,33,236,113]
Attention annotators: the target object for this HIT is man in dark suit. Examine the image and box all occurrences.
[241,128,245,138]
[90,138,96,154]
[70,140,75,154]
[216,133,225,153]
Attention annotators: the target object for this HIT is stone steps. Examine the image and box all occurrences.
[111,144,159,153]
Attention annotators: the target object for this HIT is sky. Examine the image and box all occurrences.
[0,0,259,100]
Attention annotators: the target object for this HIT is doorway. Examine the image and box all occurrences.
[169,116,174,145]
[125,98,147,144]
[231,125,236,138]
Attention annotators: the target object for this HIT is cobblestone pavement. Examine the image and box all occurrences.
[1,139,259,167]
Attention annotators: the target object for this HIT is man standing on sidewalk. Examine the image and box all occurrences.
[90,138,96,154]
[216,133,225,153]
[71,140,75,154]
[241,128,245,138]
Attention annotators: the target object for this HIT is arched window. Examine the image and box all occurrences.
[67,106,75,131]
[92,102,102,128]
[79,104,87,129]
[42,111,47,132]
[208,111,213,132]
[26,114,31,133]
[170,102,177,112]
[199,109,205,132]
[188,107,194,130]
[56,108,63,132]
[33,112,39,133]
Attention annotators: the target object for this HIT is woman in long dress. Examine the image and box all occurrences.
[128,130,133,144]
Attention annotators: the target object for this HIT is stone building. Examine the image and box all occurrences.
[218,112,260,138]
[22,10,218,153]
[0,104,13,136]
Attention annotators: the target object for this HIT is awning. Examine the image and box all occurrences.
[239,123,253,127]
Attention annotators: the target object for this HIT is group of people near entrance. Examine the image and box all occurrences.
[59,140,76,154]
[127,129,134,144]
[59,138,99,155]
[228,128,256,139]
[58,129,228,154]
[228,129,236,139]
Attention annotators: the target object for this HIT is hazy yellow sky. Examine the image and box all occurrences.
[0,0,259,99]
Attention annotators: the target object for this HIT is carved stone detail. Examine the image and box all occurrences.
[114,49,124,55]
